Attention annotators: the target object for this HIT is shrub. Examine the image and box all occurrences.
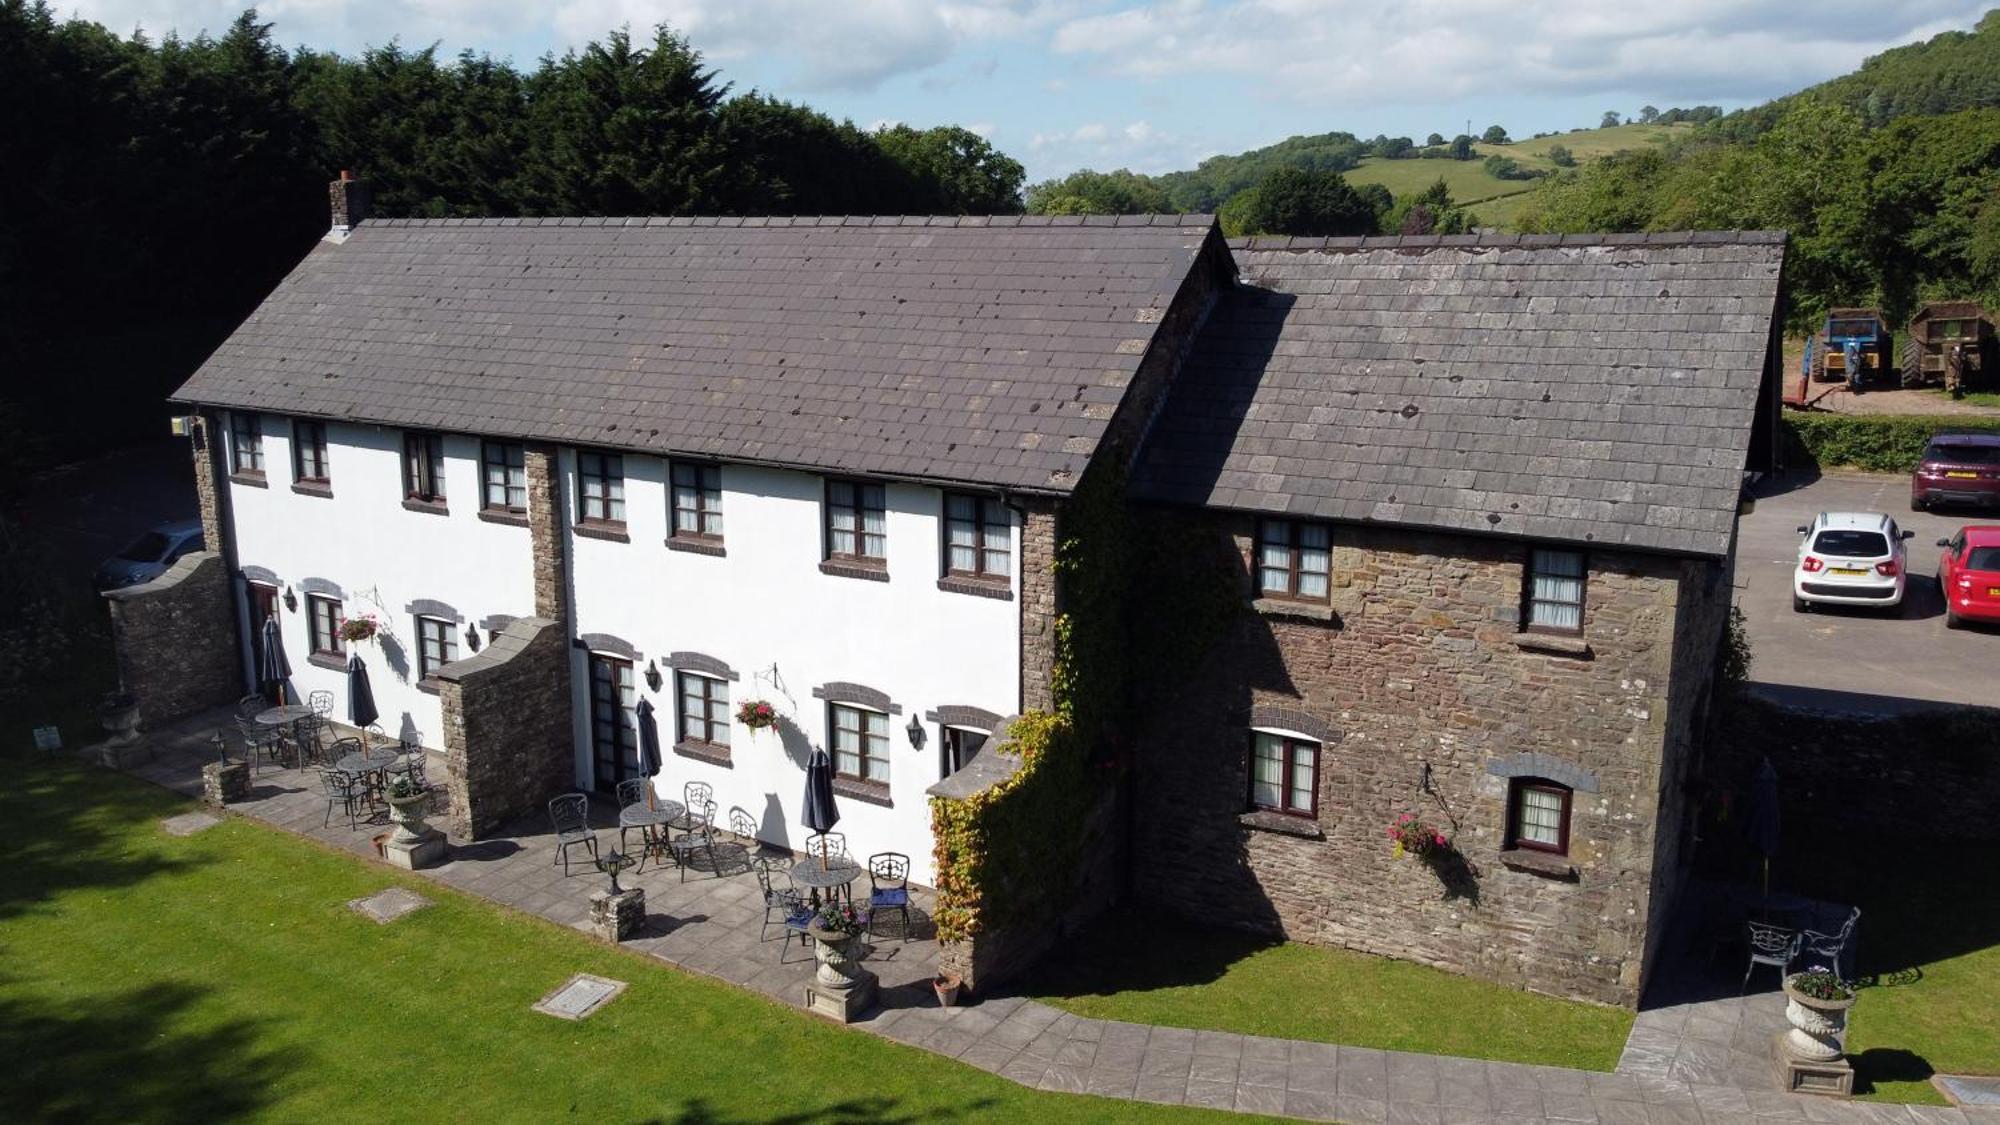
[1781,413,2000,473]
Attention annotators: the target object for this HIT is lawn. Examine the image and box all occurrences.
[1023,913,1633,1072]
[0,750,1260,1123]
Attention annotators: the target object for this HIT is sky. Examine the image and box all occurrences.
[59,0,1995,183]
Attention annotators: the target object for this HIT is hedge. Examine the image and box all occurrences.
[1781,413,2000,473]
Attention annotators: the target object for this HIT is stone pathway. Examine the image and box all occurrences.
[114,712,1999,1125]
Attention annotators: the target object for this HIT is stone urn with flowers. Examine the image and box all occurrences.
[1781,971,1856,1061]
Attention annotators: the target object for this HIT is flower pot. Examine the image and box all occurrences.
[100,694,142,747]
[1782,975,1856,1061]
[385,793,431,845]
[933,971,964,1008]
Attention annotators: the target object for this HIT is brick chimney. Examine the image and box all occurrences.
[328,170,372,234]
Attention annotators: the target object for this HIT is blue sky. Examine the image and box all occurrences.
[64,1,1993,183]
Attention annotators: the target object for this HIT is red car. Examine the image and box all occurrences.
[1937,525,2000,628]
[1911,433,2000,511]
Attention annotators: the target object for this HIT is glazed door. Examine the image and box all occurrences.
[246,582,280,701]
[588,654,637,792]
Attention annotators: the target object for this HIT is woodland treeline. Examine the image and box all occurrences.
[0,1,1024,477]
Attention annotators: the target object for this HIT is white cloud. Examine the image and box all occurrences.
[1049,1,1990,104]
[1028,117,1211,177]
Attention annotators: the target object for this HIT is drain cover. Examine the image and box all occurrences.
[162,812,221,837]
[348,887,430,924]
[533,973,627,1021]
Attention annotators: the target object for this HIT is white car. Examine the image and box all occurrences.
[1792,511,1913,612]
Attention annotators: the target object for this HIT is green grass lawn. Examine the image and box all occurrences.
[0,751,1262,1123]
[1023,913,1633,1071]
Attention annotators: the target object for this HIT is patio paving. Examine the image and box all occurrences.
[111,710,2000,1125]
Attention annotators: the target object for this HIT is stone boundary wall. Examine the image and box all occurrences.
[438,616,573,840]
[104,552,240,729]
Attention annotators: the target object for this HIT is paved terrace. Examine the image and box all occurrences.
[113,710,1997,1125]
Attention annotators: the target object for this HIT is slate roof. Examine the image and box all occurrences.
[171,215,1217,494]
[1130,231,1786,557]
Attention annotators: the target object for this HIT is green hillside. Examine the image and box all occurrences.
[1717,9,2000,138]
[1338,123,1694,222]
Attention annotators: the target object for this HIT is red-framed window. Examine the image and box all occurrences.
[1248,730,1319,817]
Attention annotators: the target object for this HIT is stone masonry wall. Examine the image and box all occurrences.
[525,443,567,623]
[104,552,241,729]
[1017,498,1059,713]
[191,411,230,566]
[1131,512,1696,1008]
[438,616,573,839]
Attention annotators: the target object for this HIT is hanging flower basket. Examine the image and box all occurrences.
[736,699,778,732]
[337,612,381,644]
[1387,812,1454,863]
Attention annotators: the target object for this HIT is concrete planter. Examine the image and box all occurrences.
[803,922,876,1022]
[100,694,142,747]
[1782,975,1856,1061]
[386,793,432,845]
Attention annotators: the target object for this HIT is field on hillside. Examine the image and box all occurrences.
[1341,122,1693,229]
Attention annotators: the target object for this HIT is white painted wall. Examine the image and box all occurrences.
[223,414,538,750]
[565,452,1021,884]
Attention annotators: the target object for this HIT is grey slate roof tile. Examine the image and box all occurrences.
[173,216,1216,494]
[1131,234,1785,557]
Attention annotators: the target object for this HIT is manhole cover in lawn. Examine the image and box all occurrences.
[348,887,430,924]
[533,973,627,1021]
[162,811,221,837]
[1938,1075,2000,1106]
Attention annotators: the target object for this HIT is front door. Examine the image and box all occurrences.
[588,654,637,792]
[246,582,280,701]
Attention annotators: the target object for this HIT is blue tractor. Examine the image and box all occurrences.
[1807,308,1892,393]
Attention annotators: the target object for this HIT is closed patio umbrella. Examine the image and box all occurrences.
[802,747,840,868]
[635,698,662,809]
[257,615,290,699]
[346,652,379,729]
[1748,757,1781,900]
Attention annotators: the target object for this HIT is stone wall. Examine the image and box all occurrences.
[525,443,568,624]
[1017,498,1059,713]
[437,616,573,840]
[104,552,241,728]
[1130,512,1701,1008]
[191,411,230,566]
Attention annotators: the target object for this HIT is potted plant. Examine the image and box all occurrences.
[1781,971,1857,1061]
[1386,812,1453,863]
[384,773,431,842]
[99,691,141,744]
[933,968,965,1008]
[337,612,382,645]
[736,699,778,735]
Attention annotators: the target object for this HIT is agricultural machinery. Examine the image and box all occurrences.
[1806,308,1892,393]
[1904,300,1994,398]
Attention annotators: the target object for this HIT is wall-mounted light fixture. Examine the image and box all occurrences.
[644,659,663,693]
[282,586,298,613]
[906,714,926,750]
[465,622,482,653]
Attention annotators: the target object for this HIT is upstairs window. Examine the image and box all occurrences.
[229,413,264,476]
[944,493,1010,580]
[482,441,526,514]
[414,615,458,680]
[677,671,730,747]
[577,451,625,525]
[403,432,446,504]
[671,462,723,541]
[830,703,890,783]
[1524,548,1586,634]
[1249,730,1319,817]
[825,480,886,564]
[292,420,328,484]
[1507,778,1572,855]
[306,594,343,657]
[1258,520,1331,601]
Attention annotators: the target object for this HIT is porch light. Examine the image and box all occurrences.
[282,586,298,613]
[906,715,925,749]
[644,659,663,693]
[465,622,481,653]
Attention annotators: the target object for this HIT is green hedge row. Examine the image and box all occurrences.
[1781,413,2000,473]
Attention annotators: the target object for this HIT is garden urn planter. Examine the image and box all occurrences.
[1781,975,1856,1061]
[385,793,432,845]
[100,693,141,747]
[802,922,876,1023]
[807,923,862,989]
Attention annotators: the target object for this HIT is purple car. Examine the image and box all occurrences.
[1911,432,2000,511]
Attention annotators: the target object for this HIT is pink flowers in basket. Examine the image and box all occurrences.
[336,612,381,644]
[736,699,778,731]
[1387,812,1453,861]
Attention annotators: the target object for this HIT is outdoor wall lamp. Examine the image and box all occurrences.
[644,659,663,693]
[465,622,481,653]
[906,715,925,749]
[282,586,298,613]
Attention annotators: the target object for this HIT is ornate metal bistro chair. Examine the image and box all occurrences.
[547,793,599,877]
[867,852,912,941]
[752,857,814,960]
[316,767,368,830]
[1743,920,1801,992]
[1794,907,1862,981]
[668,800,720,883]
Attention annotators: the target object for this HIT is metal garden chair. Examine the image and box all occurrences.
[752,857,814,959]
[867,852,911,940]
[1743,921,1801,992]
[668,800,719,882]
[1795,907,1861,981]
[316,767,367,830]
[547,793,599,876]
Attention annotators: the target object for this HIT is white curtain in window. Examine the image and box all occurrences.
[1289,742,1317,809]
[1530,549,1584,629]
[1251,733,1284,807]
[1520,787,1564,845]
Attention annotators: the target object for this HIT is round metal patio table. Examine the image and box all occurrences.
[791,855,862,908]
[335,747,402,777]
[620,800,686,869]
[255,704,320,768]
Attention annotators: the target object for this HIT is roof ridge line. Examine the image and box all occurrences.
[1228,229,1788,252]
[365,213,1219,230]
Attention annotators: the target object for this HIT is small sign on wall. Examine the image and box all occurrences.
[32,725,61,751]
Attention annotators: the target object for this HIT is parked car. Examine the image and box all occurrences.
[1937,525,2000,629]
[1792,511,1912,612]
[93,518,205,591]
[1911,432,2000,511]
